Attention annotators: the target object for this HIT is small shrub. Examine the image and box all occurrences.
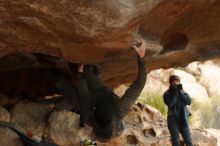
[189,96,220,129]
[138,91,220,129]
[138,91,168,117]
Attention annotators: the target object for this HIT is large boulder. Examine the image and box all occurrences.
[97,104,218,146]
[10,102,52,138]
[142,70,168,93]
[186,60,220,97]
[173,69,210,101]
[45,110,93,146]
[44,104,171,146]
[0,106,23,146]
[121,104,170,146]
[0,102,217,146]
[0,105,10,122]
[205,129,220,146]
[191,129,217,146]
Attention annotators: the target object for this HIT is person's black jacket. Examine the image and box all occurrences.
[53,56,147,137]
[81,56,147,122]
[163,87,191,127]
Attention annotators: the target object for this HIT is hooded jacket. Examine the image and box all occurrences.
[163,87,191,127]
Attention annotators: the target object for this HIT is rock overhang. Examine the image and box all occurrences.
[0,0,220,88]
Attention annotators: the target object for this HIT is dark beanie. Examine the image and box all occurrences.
[169,75,180,83]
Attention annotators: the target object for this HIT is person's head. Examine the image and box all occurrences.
[169,75,180,86]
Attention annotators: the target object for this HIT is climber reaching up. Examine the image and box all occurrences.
[52,39,147,139]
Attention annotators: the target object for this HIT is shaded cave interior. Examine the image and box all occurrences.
[0,32,189,110]
[0,53,80,110]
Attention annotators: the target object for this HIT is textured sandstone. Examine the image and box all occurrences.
[0,106,24,146]
[0,0,220,87]
[0,102,217,146]
[0,1,219,145]
[45,110,93,146]
[186,60,220,97]
[10,102,52,138]
[45,104,217,146]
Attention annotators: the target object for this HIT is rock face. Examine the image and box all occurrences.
[0,106,23,146]
[191,130,217,146]
[10,102,52,138]
[1,0,220,87]
[120,104,170,146]
[0,103,217,146]
[205,129,220,146]
[186,60,220,98]
[0,1,220,145]
[45,110,93,146]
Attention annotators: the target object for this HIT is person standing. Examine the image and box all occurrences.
[163,75,193,146]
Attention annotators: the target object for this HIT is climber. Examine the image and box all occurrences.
[163,75,193,146]
[52,39,147,139]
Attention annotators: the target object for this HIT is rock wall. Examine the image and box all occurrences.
[1,1,220,86]
[1,1,220,145]
[186,60,220,98]
[0,102,217,146]
[0,106,23,146]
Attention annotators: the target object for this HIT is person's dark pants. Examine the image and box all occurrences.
[54,72,91,127]
[54,66,107,127]
[167,116,193,146]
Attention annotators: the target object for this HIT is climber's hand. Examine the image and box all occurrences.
[78,64,84,73]
[132,39,147,58]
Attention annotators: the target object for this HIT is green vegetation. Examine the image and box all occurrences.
[138,91,220,129]
[138,91,168,117]
[187,96,220,128]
